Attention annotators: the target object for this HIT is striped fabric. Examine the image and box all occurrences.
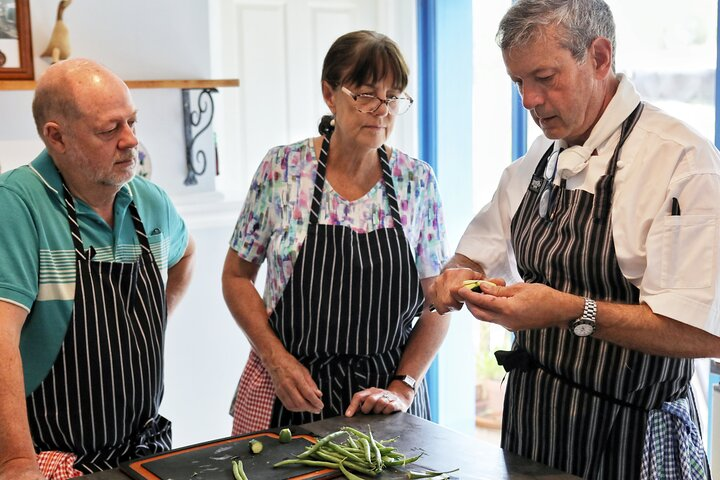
[36,240,172,302]
[505,105,704,479]
[26,184,171,474]
[231,136,430,432]
[269,138,429,426]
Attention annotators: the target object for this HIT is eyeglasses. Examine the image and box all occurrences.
[341,87,414,115]
[538,149,561,220]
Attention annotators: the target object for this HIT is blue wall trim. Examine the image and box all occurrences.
[511,86,527,160]
[416,0,440,422]
[417,0,475,430]
[417,0,439,174]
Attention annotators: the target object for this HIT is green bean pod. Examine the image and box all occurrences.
[383,452,424,467]
[273,458,339,469]
[367,428,384,471]
[297,430,347,459]
[231,459,249,480]
[359,437,373,465]
[325,442,366,464]
[338,460,370,480]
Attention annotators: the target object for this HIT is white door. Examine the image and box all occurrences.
[210,0,418,195]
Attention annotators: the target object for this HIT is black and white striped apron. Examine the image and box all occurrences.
[502,103,698,479]
[269,135,430,426]
[26,181,171,474]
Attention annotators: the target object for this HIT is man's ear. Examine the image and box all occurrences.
[321,80,337,113]
[42,122,67,153]
[590,36,613,78]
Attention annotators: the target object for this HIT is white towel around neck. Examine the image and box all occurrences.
[556,74,641,179]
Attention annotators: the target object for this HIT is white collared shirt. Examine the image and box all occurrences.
[457,78,720,333]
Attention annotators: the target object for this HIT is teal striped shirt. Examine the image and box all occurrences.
[0,151,188,394]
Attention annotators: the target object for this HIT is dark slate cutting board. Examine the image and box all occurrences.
[120,429,339,480]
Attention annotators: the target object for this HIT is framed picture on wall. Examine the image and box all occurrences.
[0,0,33,79]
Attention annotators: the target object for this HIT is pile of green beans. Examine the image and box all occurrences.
[273,426,422,479]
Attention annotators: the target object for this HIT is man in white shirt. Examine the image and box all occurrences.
[429,0,720,478]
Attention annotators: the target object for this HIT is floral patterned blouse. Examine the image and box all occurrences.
[229,138,448,309]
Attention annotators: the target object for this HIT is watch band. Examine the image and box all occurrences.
[392,374,417,391]
[569,297,597,337]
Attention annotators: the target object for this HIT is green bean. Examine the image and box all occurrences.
[383,449,408,458]
[358,437,373,465]
[325,442,366,464]
[231,459,249,480]
[314,448,347,464]
[406,468,460,479]
[273,458,339,469]
[367,427,384,471]
[341,426,372,442]
[297,430,347,459]
[384,452,424,467]
[338,460,371,480]
[346,433,359,449]
[312,449,377,476]
[337,459,377,476]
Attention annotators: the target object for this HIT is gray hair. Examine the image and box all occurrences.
[496,0,616,68]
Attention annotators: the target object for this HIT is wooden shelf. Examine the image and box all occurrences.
[0,78,239,91]
[0,80,36,90]
[125,79,239,89]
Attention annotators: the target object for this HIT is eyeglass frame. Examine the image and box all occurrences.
[538,149,561,221]
[341,86,414,115]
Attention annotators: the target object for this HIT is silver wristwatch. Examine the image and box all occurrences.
[569,298,597,337]
[392,374,417,391]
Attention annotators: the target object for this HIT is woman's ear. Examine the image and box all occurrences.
[321,80,337,113]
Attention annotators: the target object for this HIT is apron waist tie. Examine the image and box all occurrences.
[495,349,648,413]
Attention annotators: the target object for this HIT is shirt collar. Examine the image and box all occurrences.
[556,74,641,179]
[29,149,134,206]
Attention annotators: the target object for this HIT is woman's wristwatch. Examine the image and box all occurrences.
[392,374,417,391]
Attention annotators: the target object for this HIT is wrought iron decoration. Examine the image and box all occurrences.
[182,87,218,185]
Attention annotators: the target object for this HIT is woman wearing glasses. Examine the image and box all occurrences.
[223,30,449,433]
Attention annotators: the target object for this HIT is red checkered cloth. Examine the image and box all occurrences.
[37,451,82,479]
[231,349,275,435]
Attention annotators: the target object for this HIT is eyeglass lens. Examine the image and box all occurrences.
[356,96,412,115]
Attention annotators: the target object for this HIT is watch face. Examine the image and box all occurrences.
[395,375,416,390]
[573,322,595,337]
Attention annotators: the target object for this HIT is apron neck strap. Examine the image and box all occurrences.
[310,134,403,227]
[593,102,645,222]
[377,145,402,226]
[61,182,89,260]
[127,201,152,253]
[60,178,152,259]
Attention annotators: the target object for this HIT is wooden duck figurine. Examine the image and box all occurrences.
[41,0,72,64]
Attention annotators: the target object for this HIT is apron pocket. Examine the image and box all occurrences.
[661,215,715,289]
